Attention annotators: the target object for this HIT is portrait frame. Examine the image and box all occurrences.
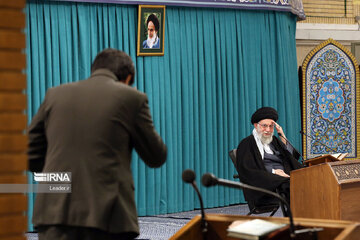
[137,5,165,56]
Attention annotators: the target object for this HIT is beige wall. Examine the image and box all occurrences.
[296,1,360,67]
[302,0,358,24]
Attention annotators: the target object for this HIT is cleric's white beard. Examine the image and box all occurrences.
[256,126,273,145]
[146,33,158,48]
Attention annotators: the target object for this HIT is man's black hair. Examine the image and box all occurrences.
[91,48,135,85]
[147,14,160,32]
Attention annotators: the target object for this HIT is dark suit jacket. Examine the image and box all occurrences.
[28,69,167,235]
[236,134,302,203]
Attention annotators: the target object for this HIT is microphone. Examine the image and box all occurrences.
[299,130,338,153]
[278,133,306,166]
[182,169,207,239]
[202,173,297,239]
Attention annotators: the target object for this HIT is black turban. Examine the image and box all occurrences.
[251,107,278,124]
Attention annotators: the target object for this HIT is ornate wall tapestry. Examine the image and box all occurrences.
[302,38,360,160]
[53,0,306,19]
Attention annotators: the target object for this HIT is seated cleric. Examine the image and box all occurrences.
[235,107,303,208]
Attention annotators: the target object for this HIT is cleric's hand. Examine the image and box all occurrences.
[273,169,290,178]
[273,121,287,144]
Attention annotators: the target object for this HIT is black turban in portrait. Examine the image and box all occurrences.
[251,107,278,124]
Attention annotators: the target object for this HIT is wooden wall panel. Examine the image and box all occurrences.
[0,72,26,91]
[0,30,26,49]
[0,154,27,172]
[0,175,27,184]
[0,2,28,238]
[0,215,27,236]
[0,10,25,29]
[0,135,27,152]
[0,194,27,214]
[0,51,26,70]
[0,237,26,240]
[0,93,26,111]
[0,113,27,132]
[0,0,26,9]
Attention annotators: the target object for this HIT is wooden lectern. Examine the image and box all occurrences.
[170,214,360,240]
[291,156,360,221]
[303,154,340,167]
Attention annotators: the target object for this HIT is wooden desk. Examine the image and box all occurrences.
[170,214,360,240]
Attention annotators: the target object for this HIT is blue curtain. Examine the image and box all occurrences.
[26,0,301,230]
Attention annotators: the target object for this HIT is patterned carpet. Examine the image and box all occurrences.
[25,204,283,240]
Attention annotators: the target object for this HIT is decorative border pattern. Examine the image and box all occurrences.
[331,163,360,181]
[55,0,306,19]
[302,39,360,161]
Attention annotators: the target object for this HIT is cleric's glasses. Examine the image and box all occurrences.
[257,123,275,129]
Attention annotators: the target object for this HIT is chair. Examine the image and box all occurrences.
[229,149,281,217]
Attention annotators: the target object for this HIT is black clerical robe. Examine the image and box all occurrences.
[236,135,302,203]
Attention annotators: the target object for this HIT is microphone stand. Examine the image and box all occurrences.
[191,181,208,239]
[278,133,306,167]
[202,173,324,239]
[182,169,208,240]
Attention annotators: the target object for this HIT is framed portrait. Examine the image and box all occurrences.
[137,5,165,56]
